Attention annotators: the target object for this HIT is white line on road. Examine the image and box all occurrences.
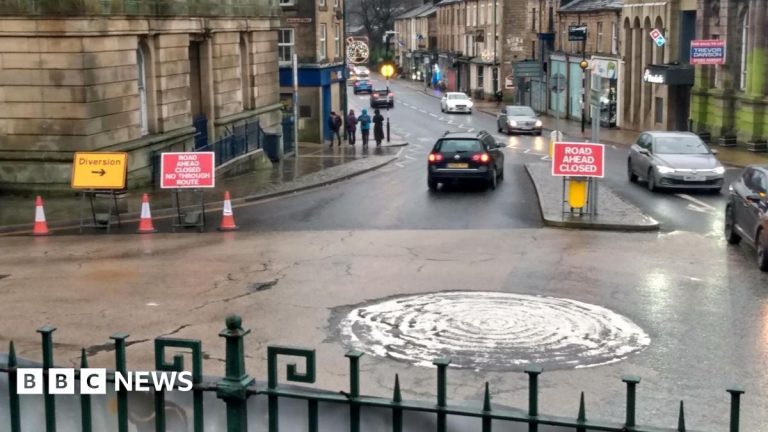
[611,145,617,149]
[395,162,405,168]
[524,149,531,154]
[467,128,475,133]
[419,109,427,113]
[429,113,438,117]
[676,193,717,211]
[418,137,432,142]
[686,204,711,214]
[541,155,551,161]
[457,124,466,129]
[396,147,405,158]
[438,117,445,121]
[405,154,416,160]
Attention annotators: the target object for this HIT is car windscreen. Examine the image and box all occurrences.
[448,94,468,100]
[654,137,710,154]
[506,107,535,116]
[436,139,484,153]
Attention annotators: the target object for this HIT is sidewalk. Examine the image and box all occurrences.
[395,77,768,168]
[0,139,405,233]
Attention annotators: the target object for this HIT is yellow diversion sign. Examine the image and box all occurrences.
[71,152,128,189]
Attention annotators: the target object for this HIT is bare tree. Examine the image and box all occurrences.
[347,0,421,58]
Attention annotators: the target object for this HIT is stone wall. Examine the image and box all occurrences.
[0,16,281,192]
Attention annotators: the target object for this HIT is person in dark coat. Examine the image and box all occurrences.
[372,109,385,147]
[327,111,342,146]
[358,109,371,148]
[346,110,357,145]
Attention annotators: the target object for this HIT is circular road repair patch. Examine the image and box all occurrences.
[334,291,650,371]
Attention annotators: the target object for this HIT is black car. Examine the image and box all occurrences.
[427,130,505,191]
[370,89,394,108]
[725,165,768,270]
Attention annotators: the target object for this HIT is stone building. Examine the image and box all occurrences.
[436,0,465,91]
[277,0,346,144]
[620,0,697,132]
[395,3,438,83]
[0,0,282,191]
[691,0,767,149]
[549,0,621,126]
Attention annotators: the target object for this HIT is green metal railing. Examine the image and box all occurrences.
[0,315,747,432]
[0,0,279,17]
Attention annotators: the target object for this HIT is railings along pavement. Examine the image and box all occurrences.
[0,315,746,432]
[196,119,267,167]
[0,0,279,16]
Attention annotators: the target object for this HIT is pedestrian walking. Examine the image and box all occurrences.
[495,90,503,107]
[346,109,357,145]
[328,111,342,147]
[358,109,371,148]
[373,109,384,147]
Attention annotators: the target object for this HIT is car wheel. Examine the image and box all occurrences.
[647,169,657,192]
[498,124,502,133]
[428,178,438,191]
[724,205,741,245]
[758,229,768,271]
[488,169,497,190]
[498,166,504,180]
[441,106,445,113]
[627,160,638,183]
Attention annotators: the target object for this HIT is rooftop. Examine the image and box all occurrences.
[558,0,623,12]
[0,0,279,17]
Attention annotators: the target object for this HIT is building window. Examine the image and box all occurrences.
[611,22,617,54]
[597,22,603,52]
[278,28,294,63]
[319,0,325,6]
[335,24,341,58]
[319,23,327,60]
[740,11,749,90]
[655,97,663,124]
[136,45,148,136]
[279,0,294,5]
[334,0,339,6]
[478,66,484,89]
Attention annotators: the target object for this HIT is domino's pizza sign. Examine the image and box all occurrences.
[649,28,666,47]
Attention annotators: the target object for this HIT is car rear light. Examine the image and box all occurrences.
[471,153,490,163]
[428,153,444,163]
[372,94,378,98]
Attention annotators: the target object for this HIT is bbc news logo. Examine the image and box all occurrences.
[16,369,193,395]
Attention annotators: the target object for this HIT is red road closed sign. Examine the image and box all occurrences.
[552,142,605,177]
[160,152,215,189]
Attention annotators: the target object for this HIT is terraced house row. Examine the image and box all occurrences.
[394,0,767,150]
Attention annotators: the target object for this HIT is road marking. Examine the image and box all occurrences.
[611,145,617,149]
[457,124,466,129]
[447,120,454,124]
[438,116,445,121]
[467,128,475,133]
[405,154,416,160]
[429,113,438,117]
[419,109,427,113]
[396,147,405,157]
[524,149,531,154]
[410,106,417,110]
[395,162,405,168]
[686,204,711,214]
[418,137,432,142]
[676,193,717,211]
[541,155,551,161]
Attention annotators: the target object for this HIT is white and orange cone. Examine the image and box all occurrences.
[32,195,50,236]
[136,193,157,234]
[218,191,239,231]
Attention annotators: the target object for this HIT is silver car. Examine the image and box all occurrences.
[627,131,725,193]
[496,105,542,135]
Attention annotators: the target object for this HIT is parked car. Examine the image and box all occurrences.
[440,92,474,114]
[627,131,724,193]
[427,130,505,191]
[496,105,542,135]
[353,79,373,94]
[725,166,768,270]
[370,89,394,108]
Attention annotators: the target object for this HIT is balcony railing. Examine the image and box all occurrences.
[0,0,280,17]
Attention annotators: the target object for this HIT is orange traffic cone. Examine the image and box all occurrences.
[136,193,157,234]
[218,191,239,231]
[32,195,50,236]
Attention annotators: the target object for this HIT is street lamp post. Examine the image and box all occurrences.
[381,62,394,142]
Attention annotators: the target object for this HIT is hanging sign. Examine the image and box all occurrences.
[649,28,666,47]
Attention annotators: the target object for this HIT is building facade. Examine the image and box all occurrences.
[549,0,621,126]
[436,0,465,91]
[395,4,438,83]
[278,0,346,144]
[0,0,281,191]
[691,0,767,149]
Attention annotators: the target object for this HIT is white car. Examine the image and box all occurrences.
[440,92,474,114]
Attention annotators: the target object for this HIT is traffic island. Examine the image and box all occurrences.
[525,162,659,231]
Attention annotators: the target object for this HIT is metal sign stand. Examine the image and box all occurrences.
[172,189,206,233]
[562,177,599,217]
[79,190,122,233]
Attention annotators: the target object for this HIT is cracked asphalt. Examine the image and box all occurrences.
[1,227,767,431]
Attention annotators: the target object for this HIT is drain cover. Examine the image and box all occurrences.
[337,291,650,371]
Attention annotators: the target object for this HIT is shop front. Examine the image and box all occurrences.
[590,56,619,128]
[642,64,694,131]
[549,55,567,119]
